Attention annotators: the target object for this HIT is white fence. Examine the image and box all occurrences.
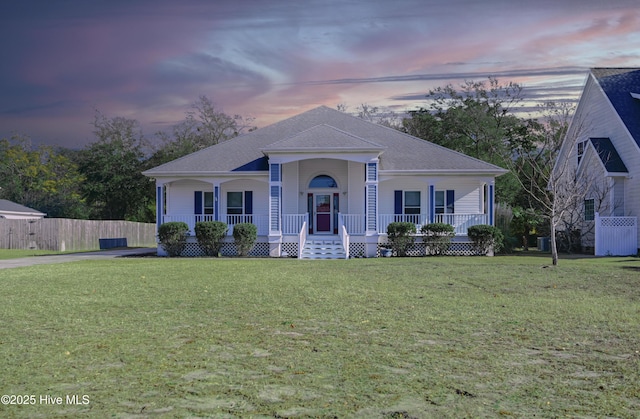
[595,213,638,256]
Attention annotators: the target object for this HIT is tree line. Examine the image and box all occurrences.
[0,96,255,222]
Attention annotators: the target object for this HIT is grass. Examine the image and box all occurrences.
[0,255,639,418]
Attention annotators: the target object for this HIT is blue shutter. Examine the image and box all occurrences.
[429,185,435,223]
[194,191,203,215]
[244,191,253,215]
[446,190,455,213]
[394,190,403,215]
[214,186,219,221]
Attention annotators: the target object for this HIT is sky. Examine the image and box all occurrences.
[1,0,639,149]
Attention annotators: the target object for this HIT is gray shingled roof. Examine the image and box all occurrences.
[591,68,640,147]
[0,199,45,215]
[589,137,628,173]
[144,106,508,176]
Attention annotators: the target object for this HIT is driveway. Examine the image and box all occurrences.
[0,248,157,270]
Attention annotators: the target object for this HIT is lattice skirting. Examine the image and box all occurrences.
[349,242,366,257]
[377,241,480,257]
[179,241,270,257]
[281,242,298,257]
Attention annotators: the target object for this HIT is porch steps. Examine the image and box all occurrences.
[300,239,347,259]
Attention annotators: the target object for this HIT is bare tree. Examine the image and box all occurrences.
[506,102,612,265]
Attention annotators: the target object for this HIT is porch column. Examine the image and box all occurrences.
[155,181,164,233]
[268,162,282,256]
[429,183,435,224]
[488,181,495,225]
[365,161,378,234]
[213,182,220,222]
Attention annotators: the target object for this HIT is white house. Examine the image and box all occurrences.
[0,199,46,219]
[144,106,507,258]
[554,68,639,255]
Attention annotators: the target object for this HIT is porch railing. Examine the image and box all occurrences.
[283,213,308,235]
[162,214,269,236]
[298,219,307,259]
[338,213,350,259]
[340,213,366,235]
[376,213,490,235]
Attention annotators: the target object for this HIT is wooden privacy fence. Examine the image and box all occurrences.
[0,218,156,251]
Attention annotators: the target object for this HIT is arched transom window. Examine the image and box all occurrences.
[309,175,338,188]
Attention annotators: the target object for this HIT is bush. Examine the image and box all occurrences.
[386,222,416,257]
[467,224,503,255]
[421,223,455,255]
[158,222,189,257]
[232,223,257,256]
[195,221,228,256]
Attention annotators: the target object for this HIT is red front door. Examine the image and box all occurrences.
[315,194,332,233]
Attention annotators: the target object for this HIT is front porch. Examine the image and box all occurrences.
[158,212,489,258]
[160,212,489,238]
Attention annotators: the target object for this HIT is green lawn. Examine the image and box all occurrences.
[1,255,639,418]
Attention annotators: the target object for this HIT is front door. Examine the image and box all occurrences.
[315,194,332,233]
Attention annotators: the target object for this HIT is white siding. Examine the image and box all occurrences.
[568,73,640,245]
[347,161,365,215]
[297,159,349,212]
[221,179,269,215]
[378,176,483,215]
[166,180,211,216]
[282,161,299,214]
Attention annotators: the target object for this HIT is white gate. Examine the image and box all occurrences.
[595,213,637,256]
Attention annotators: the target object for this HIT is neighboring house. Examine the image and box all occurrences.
[0,199,46,219]
[554,68,639,255]
[143,106,507,258]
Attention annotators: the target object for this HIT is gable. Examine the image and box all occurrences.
[592,68,640,148]
[144,106,507,177]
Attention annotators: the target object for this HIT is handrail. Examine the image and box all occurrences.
[338,213,350,259]
[298,213,308,259]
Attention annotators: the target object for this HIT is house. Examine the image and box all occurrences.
[0,199,46,219]
[143,106,507,258]
[554,68,639,255]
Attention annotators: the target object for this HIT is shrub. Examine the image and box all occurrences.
[232,223,257,256]
[386,222,416,257]
[195,221,228,256]
[467,224,503,255]
[421,223,455,255]
[158,222,189,257]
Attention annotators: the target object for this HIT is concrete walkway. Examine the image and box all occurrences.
[0,247,157,270]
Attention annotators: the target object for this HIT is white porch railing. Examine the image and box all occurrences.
[376,213,489,235]
[283,213,308,235]
[162,214,269,236]
[340,213,366,235]
[434,213,489,235]
[338,213,350,259]
[298,219,308,259]
[377,214,428,234]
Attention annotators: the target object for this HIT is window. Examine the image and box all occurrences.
[404,191,421,215]
[203,192,214,215]
[584,198,595,221]
[435,190,454,214]
[577,140,586,165]
[227,192,243,214]
[309,175,337,188]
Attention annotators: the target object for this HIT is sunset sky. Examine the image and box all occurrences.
[1,0,638,148]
